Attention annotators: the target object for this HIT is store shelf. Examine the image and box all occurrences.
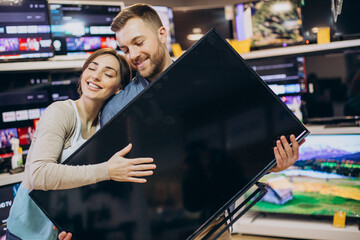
[0,56,86,72]
[232,212,360,240]
[1,39,360,72]
[240,39,360,60]
[0,172,24,187]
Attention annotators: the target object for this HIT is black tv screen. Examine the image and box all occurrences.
[173,7,233,50]
[333,0,360,39]
[0,0,54,62]
[30,29,309,240]
[0,183,20,239]
[301,0,333,43]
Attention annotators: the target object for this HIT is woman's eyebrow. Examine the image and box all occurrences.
[105,66,118,74]
[91,61,117,74]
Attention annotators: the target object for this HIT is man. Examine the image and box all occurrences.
[99,3,173,126]
[59,4,303,240]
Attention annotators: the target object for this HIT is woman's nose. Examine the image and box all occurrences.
[92,70,101,81]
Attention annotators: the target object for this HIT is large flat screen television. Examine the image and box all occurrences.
[48,1,124,58]
[235,0,303,49]
[0,72,50,154]
[30,29,309,240]
[247,56,307,121]
[301,0,334,43]
[0,0,54,62]
[173,7,233,50]
[0,183,20,239]
[249,127,360,218]
[333,0,360,40]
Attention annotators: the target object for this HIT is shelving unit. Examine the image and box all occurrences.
[232,212,360,240]
[0,172,24,187]
[240,39,360,59]
[0,57,85,72]
[1,39,360,72]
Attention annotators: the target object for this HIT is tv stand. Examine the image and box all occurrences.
[232,212,360,240]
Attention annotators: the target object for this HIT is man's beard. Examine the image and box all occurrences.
[139,44,166,81]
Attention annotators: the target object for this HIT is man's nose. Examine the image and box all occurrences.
[129,47,140,61]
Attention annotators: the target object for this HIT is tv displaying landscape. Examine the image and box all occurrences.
[250,132,360,217]
[235,0,303,49]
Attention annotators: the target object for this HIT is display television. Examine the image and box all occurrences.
[0,0,53,61]
[301,0,333,43]
[48,1,123,57]
[249,128,360,218]
[235,0,303,49]
[0,183,20,240]
[333,0,360,40]
[173,7,233,50]
[247,55,306,121]
[30,29,309,240]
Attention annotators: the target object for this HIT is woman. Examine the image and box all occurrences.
[6,48,156,240]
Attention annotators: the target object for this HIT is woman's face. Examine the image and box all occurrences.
[80,54,121,102]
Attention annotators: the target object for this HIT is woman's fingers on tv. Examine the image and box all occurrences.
[58,231,72,240]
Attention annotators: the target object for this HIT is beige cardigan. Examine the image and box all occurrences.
[22,100,110,191]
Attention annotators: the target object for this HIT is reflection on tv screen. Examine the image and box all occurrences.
[250,134,360,217]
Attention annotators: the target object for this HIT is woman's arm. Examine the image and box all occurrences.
[27,101,155,191]
[28,101,109,190]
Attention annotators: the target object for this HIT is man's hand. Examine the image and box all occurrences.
[270,134,305,172]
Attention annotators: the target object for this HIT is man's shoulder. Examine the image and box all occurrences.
[115,75,148,100]
[100,74,149,125]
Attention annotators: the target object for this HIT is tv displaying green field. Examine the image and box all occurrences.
[250,134,360,217]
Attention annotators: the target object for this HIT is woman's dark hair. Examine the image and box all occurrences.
[77,48,131,95]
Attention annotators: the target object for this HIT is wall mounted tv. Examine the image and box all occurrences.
[173,7,233,50]
[0,183,20,239]
[249,127,360,218]
[235,0,303,49]
[48,1,124,57]
[0,0,53,62]
[247,55,306,121]
[333,0,360,40]
[30,29,308,240]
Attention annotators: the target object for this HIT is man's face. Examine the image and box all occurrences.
[116,17,167,81]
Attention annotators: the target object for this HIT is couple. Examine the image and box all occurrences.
[7,4,302,240]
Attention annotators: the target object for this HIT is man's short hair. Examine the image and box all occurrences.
[111,3,163,32]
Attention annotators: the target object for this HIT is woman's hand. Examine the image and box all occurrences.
[107,143,156,183]
[54,226,72,240]
[270,134,305,172]
[58,231,72,240]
